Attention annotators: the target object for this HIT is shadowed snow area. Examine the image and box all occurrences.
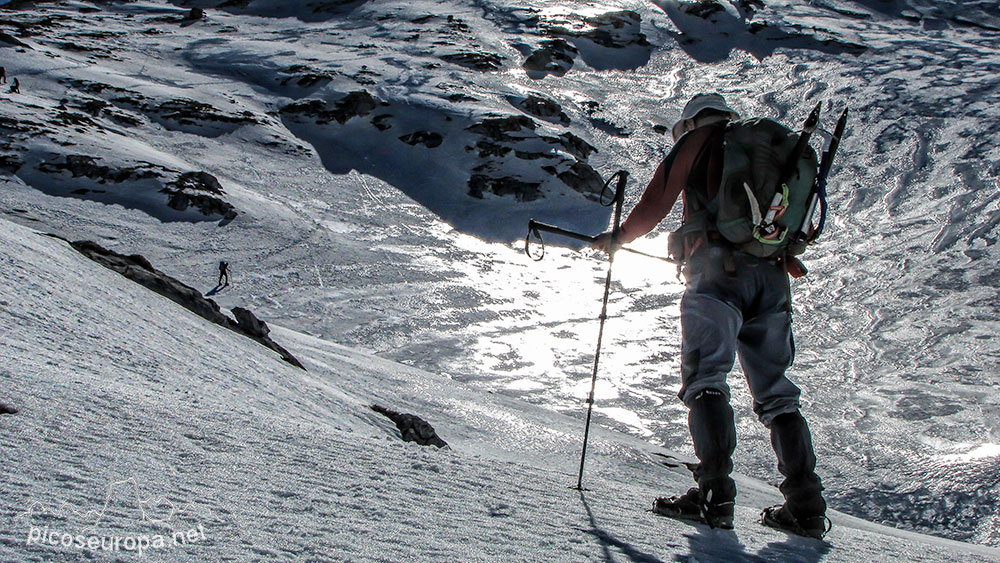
[1,0,1000,555]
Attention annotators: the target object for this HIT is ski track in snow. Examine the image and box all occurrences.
[1,0,999,553]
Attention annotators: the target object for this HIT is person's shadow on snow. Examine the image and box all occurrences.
[676,529,747,561]
[578,490,665,563]
[205,283,226,297]
[680,528,830,562]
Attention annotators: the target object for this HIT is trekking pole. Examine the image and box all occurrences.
[575,170,628,490]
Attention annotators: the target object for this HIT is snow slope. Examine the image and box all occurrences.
[3,216,999,561]
[1,0,999,552]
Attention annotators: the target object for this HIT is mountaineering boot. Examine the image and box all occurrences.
[653,389,738,529]
[766,411,829,536]
[653,487,734,530]
[761,504,830,539]
[688,388,738,514]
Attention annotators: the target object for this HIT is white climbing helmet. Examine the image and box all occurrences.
[672,93,740,141]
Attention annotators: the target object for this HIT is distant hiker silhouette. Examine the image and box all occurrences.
[0,66,6,84]
[9,78,19,94]
[218,260,229,286]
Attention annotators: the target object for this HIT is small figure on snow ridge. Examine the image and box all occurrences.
[218,260,230,287]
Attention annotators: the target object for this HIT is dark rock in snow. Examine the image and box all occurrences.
[0,32,31,49]
[370,405,448,448]
[398,131,443,148]
[468,174,542,202]
[232,306,270,337]
[545,132,597,161]
[153,98,260,128]
[679,0,727,20]
[0,403,17,415]
[279,64,339,89]
[170,170,224,195]
[35,156,237,221]
[543,10,650,49]
[523,39,577,76]
[557,161,604,196]
[512,94,570,125]
[440,51,505,71]
[467,115,536,142]
[280,91,377,125]
[160,178,238,221]
[0,154,25,173]
[38,155,164,183]
[371,114,393,131]
[64,240,305,369]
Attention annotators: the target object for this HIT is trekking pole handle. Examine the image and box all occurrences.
[524,220,678,263]
[528,221,598,244]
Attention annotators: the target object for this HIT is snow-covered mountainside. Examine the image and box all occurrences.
[3,206,999,562]
[2,0,999,555]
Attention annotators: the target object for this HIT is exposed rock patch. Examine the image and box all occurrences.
[64,239,304,369]
[278,64,339,89]
[440,51,504,71]
[511,94,570,125]
[280,91,378,125]
[0,31,31,48]
[38,155,165,184]
[60,79,261,134]
[163,171,238,221]
[467,174,541,201]
[34,155,238,221]
[465,115,602,201]
[398,131,443,148]
[522,39,577,76]
[370,404,448,448]
[541,10,650,49]
[0,403,17,415]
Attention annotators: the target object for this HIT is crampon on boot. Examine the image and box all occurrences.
[653,487,734,530]
[760,504,831,539]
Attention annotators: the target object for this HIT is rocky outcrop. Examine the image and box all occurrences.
[34,155,238,222]
[0,31,31,48]
[523,39,577,76]
[280,91,378,125]
[278,65,339,89]
[440,51,504,71]
[542,10,650,49]
[467,175,541,201]
[0,403,17,415]
[465,115,602,201]
[65,239,304,370]
[511,94,570,125]
[162,171,238,221]
[38,155,165,183]
[398,131,443,148]
[370,405,448,448]
[60,79,261,133]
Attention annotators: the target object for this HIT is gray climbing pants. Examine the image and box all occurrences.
[678,245,802,427]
